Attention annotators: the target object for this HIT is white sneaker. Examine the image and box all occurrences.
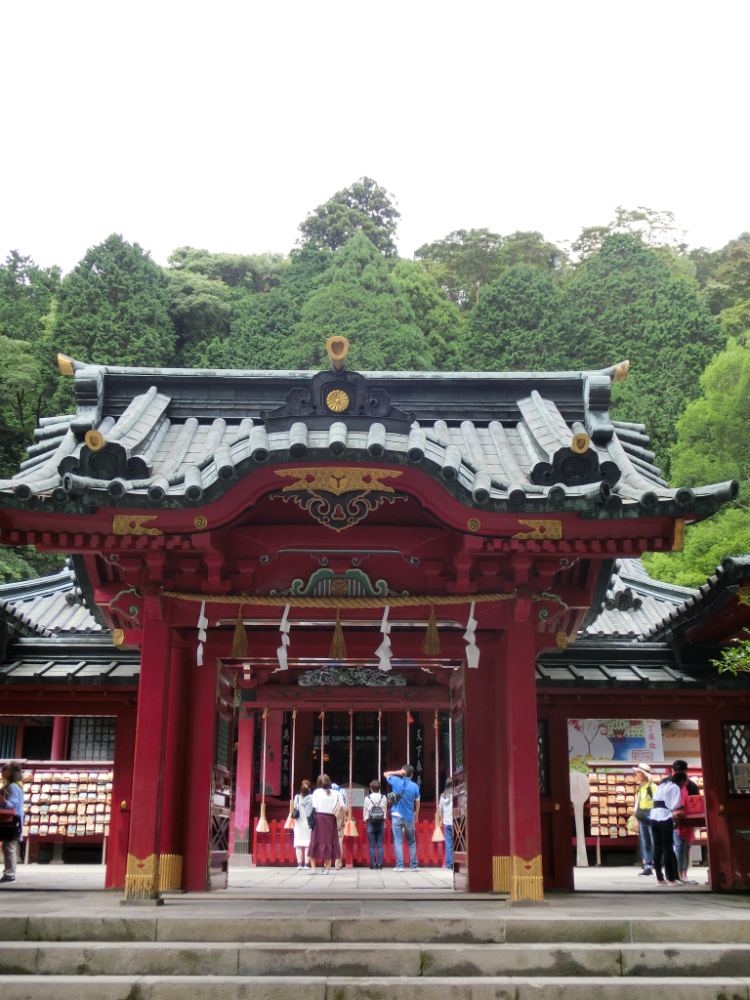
[394,867,404,872]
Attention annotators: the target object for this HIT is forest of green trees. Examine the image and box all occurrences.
[2,177,749,588]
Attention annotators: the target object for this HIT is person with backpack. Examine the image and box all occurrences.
[292,780,314,869]
[0,763,24,884]
[631,764,656,877]
[363,779,387,869]
[384,764,421,872]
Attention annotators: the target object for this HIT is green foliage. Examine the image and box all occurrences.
[283,233,432,370]
[414,229,505,310]
[458,265,566,371]
[298,177,400,256]
[0,546,65,584]
[53,234,175,369]
[0,252,62,476]
[711,629,750,676]
[391,260,461,369]
[643,509,750,588]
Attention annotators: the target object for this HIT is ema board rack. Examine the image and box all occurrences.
[585,763,707,845]
[19,762,113,839]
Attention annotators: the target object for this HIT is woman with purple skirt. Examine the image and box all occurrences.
[308,774,341,873]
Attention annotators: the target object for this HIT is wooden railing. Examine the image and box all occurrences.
[253,817,447,868]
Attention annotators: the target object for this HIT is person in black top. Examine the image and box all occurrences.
[672,760,699,795]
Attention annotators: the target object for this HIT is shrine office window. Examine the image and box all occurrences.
[723,722,750,796]
[68,717,116,762]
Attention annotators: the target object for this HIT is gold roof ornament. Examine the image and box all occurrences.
[613,359,630,382]
[326,336,349,370]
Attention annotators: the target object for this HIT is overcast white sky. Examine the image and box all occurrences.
[1,1,747,274]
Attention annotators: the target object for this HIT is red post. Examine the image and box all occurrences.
[50,716,70,761]
[232,708,255,861]
[503,620,544,901]
[106,703,137,889]
[158,641,190,891]
[124,609,173,901]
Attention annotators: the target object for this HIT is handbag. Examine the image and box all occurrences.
[0,812,20,843]
[681,793,706,828]
[308,807,316,831]
[635,808,651,823]
[291,807,300,820]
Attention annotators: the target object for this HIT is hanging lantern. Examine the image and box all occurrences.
[344,708,358,838]
[422,605,440,656]
[432,709,445,843]
[255,706,270,834]
[330,609,347,661]
[284,707,297,830]
[375,605,392,671]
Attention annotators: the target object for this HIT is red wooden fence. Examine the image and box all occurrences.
[253,817,447,868]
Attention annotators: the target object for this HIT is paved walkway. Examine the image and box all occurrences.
[0,864,747,922]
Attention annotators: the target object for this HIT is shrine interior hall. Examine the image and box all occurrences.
[1,336,749,903]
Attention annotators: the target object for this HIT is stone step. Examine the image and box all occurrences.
[0,975,749,999]
[2,941,750,978]
[3,914,750,944]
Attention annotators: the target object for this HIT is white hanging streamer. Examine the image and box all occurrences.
[276,604,291,670]
[196,600,207,666]
[375,605,392,672]
[463,601,480,669]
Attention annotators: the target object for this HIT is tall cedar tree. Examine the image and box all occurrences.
[391,260,461,369]
[54,234,175,369]
[298,177,400,256]
[282,232,433,370]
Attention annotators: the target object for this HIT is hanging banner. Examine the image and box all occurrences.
[568,718,664,768]
[414,720,425,789]
[280,712,291,800]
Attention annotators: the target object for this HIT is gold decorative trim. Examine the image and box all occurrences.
[512,519,562,541]
[194,515,208,530]
[492,855,511,893]
[672,518,685,552]
[467,517,481,532]
[275,467,403,496]
[124,853,160,900]
[326,389,350,412]
[556,632,568,649]
[112,629,125,647]
[113,515,163,536]
[159,853,183,891]
[511,854,544,902]
[57,353,75,376]
[613,359,630,383]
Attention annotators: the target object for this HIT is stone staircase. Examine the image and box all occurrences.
[1,913,749,997]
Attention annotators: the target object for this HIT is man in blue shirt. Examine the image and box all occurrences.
[384,764,420,871]
[0,762,24,884]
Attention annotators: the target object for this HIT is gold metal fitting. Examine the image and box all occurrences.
[613,359,630,383]
[326,336,349,370]
[85,429,106,451]
[57,353,75,376]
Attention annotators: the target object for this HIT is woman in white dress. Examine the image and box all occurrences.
[293,780,313,868]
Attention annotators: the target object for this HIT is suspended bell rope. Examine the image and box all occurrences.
[406,709,412,765]
[230,603,248,658]
[284,706,297,831]
[432,709,445,843]
[377,709,382,778]
[255,705,270,833]
[344,707,358,837]
[319,709,326,776]
[330,609,347,661]
[167,590,530,608]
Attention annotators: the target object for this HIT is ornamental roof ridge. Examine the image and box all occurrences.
[0,354,738,520]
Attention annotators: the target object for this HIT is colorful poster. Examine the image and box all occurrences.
[568,718,664,768]
[732,763,750,791]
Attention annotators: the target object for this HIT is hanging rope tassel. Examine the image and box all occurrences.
[422,606,441,656]
[230,604,248,658]
[330,609,347,661]
[406,709,412,765]
[255,705,270,833]
[432,709,445,843]
[284,706,297,830]
[344,707,358,838]
[319,709,326,776]
[377,708,382,779]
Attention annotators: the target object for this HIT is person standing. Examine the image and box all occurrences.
[0,763,24,884]
[672,766,698,883]
[363,780,387,869]
[439,778,454,869]
[631,765,656,877]
[384,764,420,872]
[308,774,341,873]
[331,781,348,870]
[292,780,313,869]
[650,771,688,886]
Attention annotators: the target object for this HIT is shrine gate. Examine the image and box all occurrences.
[0,339,736,901]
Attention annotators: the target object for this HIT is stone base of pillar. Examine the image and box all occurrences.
[50,842,65,865]
[229,852,253,868]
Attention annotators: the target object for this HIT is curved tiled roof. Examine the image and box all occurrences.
[0,358,737,517]
[0,567,103,638]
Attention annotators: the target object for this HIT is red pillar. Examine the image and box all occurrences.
[50,716,70,761]
[124,609,173,901]
[503,620,544,901]
[232,708,255,860]
[463,636,498,893]
[106,703,137,889]
[158,640,190,890]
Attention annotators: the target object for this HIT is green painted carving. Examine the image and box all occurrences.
[270,567,407,598]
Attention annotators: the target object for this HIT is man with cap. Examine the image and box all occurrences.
[631,764,656,876]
